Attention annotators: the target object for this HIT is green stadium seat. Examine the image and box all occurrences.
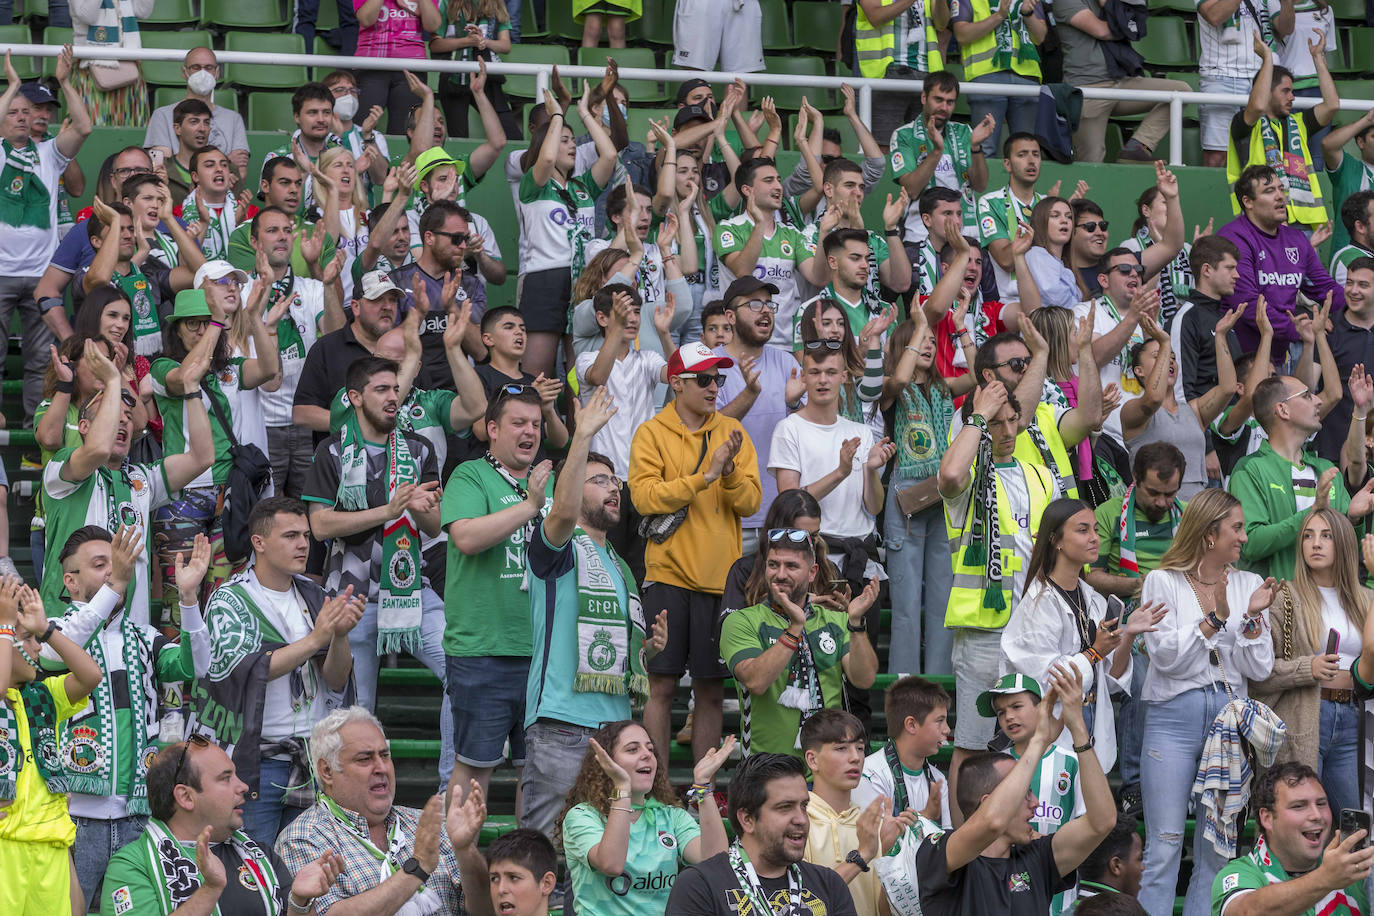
[501,43,570,101]
[579,46,666,103]
[1334,28,1374,76]
[626,106,676,147]
[247,91,296,131]
[1332,0,1367,21]
[153,86,238,111]
[41,26,69,79]
[314,0,341,34]
[314,36,336,55]
[1336,78,1374,102]
[1150,0,1194,12]
[627,0,673,47]
[200,0,289,30]
[792,1,845,55]
[1180,125,1203,166]
[142,0,199,28]
[760,0,799,50]
[1136,17,1194,69]
[223,32,309,90]
[762,55,832,111]
[0,26,39,82]
[519,0,548,38]
[13,0,47,22]
[139,30,212,88]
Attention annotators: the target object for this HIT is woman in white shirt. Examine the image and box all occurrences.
[1002,497,1165,772]
[1250,507,1368,817]
[1022,197,1080,310]
[1136,488,1277,916]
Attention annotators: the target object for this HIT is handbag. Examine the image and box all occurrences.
[637,433,709,544]
[203,384,272,564]
[894,476,941,517]
[88,60,140,91]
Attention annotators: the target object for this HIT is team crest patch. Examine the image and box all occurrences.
[409,404,426,419]
[117,500,140,527]
[720,230,735,248]
[1008,871,1031,893]
[1056,770,1070,794]
[111,886,133,915]
[9,176,22,193]
[238,863,261,891]
[1285,246,1301,264]
[658,831,677,849]
[65,726,106,774]
[817,631,837,655]
[388,536,418,589]
[780,241,794,257]
[589,628,617,671]
[1222,873,1239,892]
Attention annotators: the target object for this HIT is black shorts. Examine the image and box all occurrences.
[517,267,572,334]
[643,582,730,679]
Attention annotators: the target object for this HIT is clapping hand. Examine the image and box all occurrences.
[447,779,488,850]
[173,533,213,604]
[647,609,668,656]
[290,851,343,903]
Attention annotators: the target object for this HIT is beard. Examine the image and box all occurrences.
[584,501,620,532]
[736,317,772,347]
[361,403,396,434]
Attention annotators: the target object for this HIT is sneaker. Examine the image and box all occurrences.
[1119,786,1144,818]
[1116,139,1157,163]
[676,710,694,746]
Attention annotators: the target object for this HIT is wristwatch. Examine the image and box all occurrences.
[1074,737,1095,754]
[845,850,870,872]
[402,856,431,884]
[847,619,868,633]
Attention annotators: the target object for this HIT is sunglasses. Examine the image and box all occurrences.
[677,372,724,388]
[587,473,623,489]
[1077,220,1109,233]
[1107,263,1143,277]
[993,356,1031,373]
[430,229,469,246]
[768,528,812,544]
[805,340,844,351]
[80,388,138,416]
[497,383,535,396]
[170,733,212,789]
[740,298,777,313]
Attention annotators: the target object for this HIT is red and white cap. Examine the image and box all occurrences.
[665,341,735,378]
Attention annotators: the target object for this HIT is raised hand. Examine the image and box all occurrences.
[290,851,343,902]
[1123,600,1167,638]
[577,386,618,439]
[1352,364,1374,413]
[1193,217,1215,242]
[1216,304,1245,337]
[840,82,857,119]
[970,112,997,146]
[1312,220,1334,250]
[413,795,443,874]
[739,354,762,395]
[531,373,562,409]
[883,190,909,234]
[542,88,561,120]
[84,337,122,385]
[1248,576,1280,615]
[693,736,737,786]
[1011,221,1034,257]
[1316,466,1340,509]
[1308,27,1328,62]
[196,825,228,891]
[49,344,73,385]
[866,437,896,470]
[386,482,419,521]
[447,778,488,850]
[1254,29,1272,59]
[15,585,46,639]
[403,69,434,101]
[106,524,141,596]
[527,459,553,511]
[925,116,945,153]
[1154,160,1179,199]
[837,437,861,476]
[54,44,75,85]
[972,379,1009,420]
[589,737,632,792]
[174,533,213,600]
[855,796,884,860]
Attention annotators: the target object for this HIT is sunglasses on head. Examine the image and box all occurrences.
[994,356,1031,373]
[1077,220,1109,233]
[677,372,724,388]
[768,528,812,544]
[170,733,212,789]
[805,340,843,351]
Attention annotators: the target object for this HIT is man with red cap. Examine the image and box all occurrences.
[629,341,762,777]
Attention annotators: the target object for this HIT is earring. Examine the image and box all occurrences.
[1207,540,1215,550]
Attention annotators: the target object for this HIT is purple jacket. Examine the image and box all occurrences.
[1218,214,1344,359]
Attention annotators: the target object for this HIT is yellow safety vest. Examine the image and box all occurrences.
[944,457,1054,630]
[854,0,943,79]
[1226,115,1328,229]
[1014,402,1079,499]
[959,0,1041,82]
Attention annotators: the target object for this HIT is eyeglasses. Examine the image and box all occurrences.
[677,372,724,388]
[430,229,469,247]
[331,86,360,97]
[170,733,212,789]
[1107,263,1143,277]
[586,473,623,489]
[768,528,812,544]
[805,340,843,351]
[992,356,1031,373]
[113,165,151,178]
[209,275,241,288]
[1077,220,1109,233]
[740,298,777,312]
[180,317,211,332]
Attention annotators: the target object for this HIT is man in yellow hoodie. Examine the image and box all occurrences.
[629,341,762,778]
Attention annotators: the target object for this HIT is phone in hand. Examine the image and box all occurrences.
[149,148,163,169]
[1327,628,1341,657]
[1105,596,1126,628]
[1340,808,1370,849]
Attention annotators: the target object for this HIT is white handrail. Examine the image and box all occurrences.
[4,41,1374,166]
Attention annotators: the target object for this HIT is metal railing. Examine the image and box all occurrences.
[3,42,1374,165]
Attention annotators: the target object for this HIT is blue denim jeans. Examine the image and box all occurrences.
[676,279,708,347]
[1138,684,1231,916]
[1319,698,1361,817]
[72,813,146,907]
[239,757,308,850]
[884,478,954,676]
[354,588,456,790]
[0,0,68,25]
[967,71,1040,158]
[1117,645,1149,791]
[519,720,593,841]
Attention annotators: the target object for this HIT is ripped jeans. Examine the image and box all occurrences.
[1138,684,1231,916]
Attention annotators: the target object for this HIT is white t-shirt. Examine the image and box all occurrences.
[254,580,322,741]
[336,207,370,304]
[1318,586,1363,670]
[573,346,667,479]
[246,275,326,427]
[854,748,952,829]
[585,237,666,307]
[768,412,876,540]
[0,137,72,278]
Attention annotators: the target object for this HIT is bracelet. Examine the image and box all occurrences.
[1074,737,1095,754]
[0,625,14,639]
[609,804,633,813]
[884,228,902,237]
[181,388,203,399]
[686,782,713,802]
[1357,413,1369,422]
[208,320,227,330]
[38,620,57,644]
[287,893,313,914]
[1083,646,1103,666]
[904,345,920,354]
[777,631,801,652]
[1204,611,1227,632]
[55,378,74,394]
[662,254,678,262]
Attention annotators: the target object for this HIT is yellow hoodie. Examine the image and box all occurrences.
[628,400,762,593]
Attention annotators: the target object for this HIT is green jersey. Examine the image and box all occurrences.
[562,800,700,916]
[715,215,815,349]
[1232,440,1349,580]
[226,218,336,279]
[890,118,977,240]
[330,386,464,471]
[1330,242,1373,286]
[149,357,242,489]
[1328,153,1374,252]
[978,185,1043,300]
[721,602,850,758]
[1093,497,1179,578]
[1213,833,1368,916]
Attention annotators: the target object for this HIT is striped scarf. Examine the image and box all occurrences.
[85,0,142,63]
[137,819,279,915]
[0,681,67,800]
[0,139,50,229]
[1194,697,1287,858]
[571,531,648,702]
[959,414,1005,612]
[1116,484,1182,577]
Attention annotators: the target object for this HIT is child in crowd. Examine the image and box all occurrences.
[486,828,560,916]
[854,675,953,829]
[700,300,734,349]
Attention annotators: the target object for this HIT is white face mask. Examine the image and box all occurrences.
[601,103,627,127]
[334,94,359,122]
[187,69,217,96]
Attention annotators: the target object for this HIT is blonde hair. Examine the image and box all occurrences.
[447,0,509,25]
[1031,306,1076,381]
[318,147,369,213]
[1156,489,1243,573]
[1290,508,1370,650]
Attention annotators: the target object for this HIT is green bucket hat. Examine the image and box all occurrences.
[976,672,1043,718]
[171,289,211,321]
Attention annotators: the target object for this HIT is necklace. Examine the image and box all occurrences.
[1187,568,1219,586]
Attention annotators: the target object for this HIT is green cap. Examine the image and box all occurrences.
[976,672,1043,718]
[415,147,464,182]
[171,289,211,321]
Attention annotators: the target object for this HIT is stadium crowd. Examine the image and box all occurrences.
[5,1,1374,915]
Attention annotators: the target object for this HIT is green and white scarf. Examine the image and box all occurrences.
[903,119,973,204]
[0,139,50,230]
[136,818,278,916]
[572,531,648,702]
[991,9,1041,72]
[59,603,159,813]
[0,681,67,800]
[1238,834,1362,915]
[1117,483,1182,578]
[86,0,141,59]
[959,414,1006,612]
[776,604,824,749]
[1133,225,1192,320]
[266,268,305,360]
[115,267,162,356]
[1258,115,1318,209]
[335,414,423,654]
[182,190,238,261]
[729,841,804,916]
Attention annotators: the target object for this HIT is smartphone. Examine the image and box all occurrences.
[826,579,850,595]
[149,148,163,169]
[1105,596,1126,627]
[1341,808,1371,848]
[1327,628,1341,657]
